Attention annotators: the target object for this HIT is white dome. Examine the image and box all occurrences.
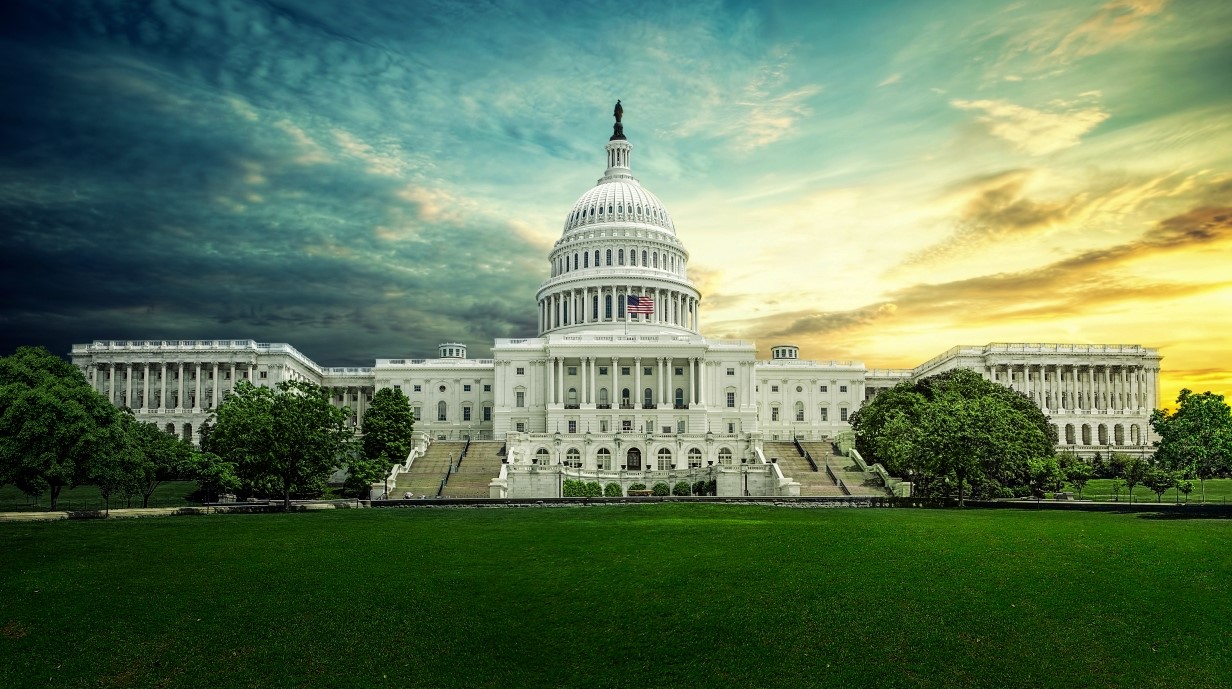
[563,179,676,234]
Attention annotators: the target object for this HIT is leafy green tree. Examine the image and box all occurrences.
[1177,479,1194,503]
[1122,455,1147,504]
[207,380,355,509]
[1143,465,1177,503]
[186,451,240,503]
[1151,389,1232,503]
[1027,456,1065,500]
[349,387,416,496]
[0,346,123,510]
[130,420,194,507]
[849,382,928,474]
[1065,458,1094,500]
[88,414,145,514]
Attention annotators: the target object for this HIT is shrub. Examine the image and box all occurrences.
[628,483,647,492]
[562,479,585,497]
[583,481,603,497]
[706,479,717,496]
[692,480,707,496]
[651,482,670,496]
[604,482,623,497]
[672,481,691,496]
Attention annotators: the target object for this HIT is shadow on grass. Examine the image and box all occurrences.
[1135,511,1232,520]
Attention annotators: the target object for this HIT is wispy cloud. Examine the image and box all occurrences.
[951,96,1110,155]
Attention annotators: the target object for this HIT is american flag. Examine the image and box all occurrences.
[626,295,654,314]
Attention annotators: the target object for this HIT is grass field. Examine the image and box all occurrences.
[0,481,200,512]
[1062,478,1232,503]
[1,505,1229,689]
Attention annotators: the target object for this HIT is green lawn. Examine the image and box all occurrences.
[1,505,1229,689]
[1064,477,1232,503]
[0,481,200,512]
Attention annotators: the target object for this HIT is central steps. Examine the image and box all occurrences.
[441,442,505,498]
[391,441,466,498]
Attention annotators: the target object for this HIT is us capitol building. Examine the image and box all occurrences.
[71,108,1162,498]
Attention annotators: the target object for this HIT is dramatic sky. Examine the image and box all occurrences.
[2,0,1229,405]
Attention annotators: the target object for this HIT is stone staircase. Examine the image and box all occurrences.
[800,441,885,497]
[762,441,846,497]
[391,441,465,498]
[441,441,505,498]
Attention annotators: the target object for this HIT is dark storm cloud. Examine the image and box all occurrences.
[0,0,546,364]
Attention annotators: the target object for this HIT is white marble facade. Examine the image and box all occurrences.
[71,124,1161,461]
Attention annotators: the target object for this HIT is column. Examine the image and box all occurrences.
[589,357,597,405]
[664,357,671,406]
[212,363,219,409]
[142,363,150,410]
[89,364,97,392]
[159,363,167,410]
[610,356,618,407]
[558,357,565,405]
[123,364,133,408]
[193,363,202,411]
[177,363,185,410]
[634,357,642,407]
[699,358,707,407]
[547,356,555,406]
[229,363,237,399]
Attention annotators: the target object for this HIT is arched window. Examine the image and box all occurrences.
[795,401,805,421]
[637,205,642,215]
[644,388,653,408]
[657,447,672,470]
[567,388,578,407]
[618,249,625,265]
[605,294,612,319]
[437,400,447,421]
[597,448,612,470]
[718,447,733,465]
[573,253,578,269]
[618,204,623,213]
[598,205,604,214]
[165,423,175,434]
[589,207,594,216]
[594,250,599,266]
[653,253,659,268]
[1114,424,1124,446]
[183,423,193,442]
[630,247,637,265]
[618,294,626,318]
[599,388,609,405]
[621,388,631,408]
[1098,424,1108,445]
[606,249,612,266]
[1081,424,1092,445]
[565,448,581,468]
[688,447,702,468]
[608,205,613,213]
[584,252,589,268]
[534,447,550,465]
[642,250,647,266]
[675,387,685,408]
[1131,423,1141,445]
[592,294,599,319]
[1065,424,1076,445]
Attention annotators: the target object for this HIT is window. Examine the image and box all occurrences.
[412,384,421,392]
[600,420,609,433]
[605,295,612,319]
[483,406,491,421]
[643,367,652,376]
[840,407,848,422]
[463,384,471,392]
[599,388,609,405]
[840,385,848,393]
[820,385,828,393]
[259,371,268,379]
[568,366,577,376]
[437,401,447,421]
[644,388,653,407]
[599,366,608,375]
[621,367,630,375]
[618,249,625,265]
[413,407,422,420]
[674,367,683,376]
[675,388,685,407]
[584,253,589,268]
[483,384,491,392]
[726,392,735,408]
[796,386,803,393]
[516,422,526,432]
[820,408,828,422]
[568,420,577,434]
[463,406,471,421]
[534,448,550,465]
[771,385,779,392]
[606,249,612,266]
[677,420,685,434]
[727,368,735,376]
[439,385,446,393]
[688,448,702,468]
[515,391,525,408]
[622,419,632,431]
[771,407,780,421]
[597,448,611,470]
[657,448,672,471]
[718,447,733,465]
[727,422,735,434]
[594,250,599,266]
[795,402,805,421]
[642,250,648,266]
[516,367,525,375]
[393,384,402,391]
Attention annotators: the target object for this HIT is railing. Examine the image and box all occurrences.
[619,403,635,409]
[596,404,611,409]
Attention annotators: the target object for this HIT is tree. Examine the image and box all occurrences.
[1027,456,1065,500]
[849,382,928,475]
[185,451,240,503]
[1065,458,1094,500]
[88,414,144,514]
[0,347,122,510]
[1151,389,1232,503]
[207,380,355,509]
[130,421,194,507]
[1122,455,1146,504]
[1143,465,1177,504]
[1178,479,1194,504]
[348,387,416,496]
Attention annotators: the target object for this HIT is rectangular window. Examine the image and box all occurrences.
[599,367,608,375]
[772,407,780,421]
[726,392,735,408]
[414,385,422,392]
[796,409,805,421]
[840,385,848,393]
[600,420,609,433]
[662,426,672,434]
[622,419,632,431]
[677,420,685,434]
[516,367,525,375]
[463,407,472,421]
[644,367,652,376]
[413,407,422,420]
[727,422,735,434]
[840,407,848,422]
[516,422,526,432]
[483,384,491,392]
[259,371,268,379]
[568,367,577,375]
[727,368,735,376]
[393,384,401,391]
[483,406,491,421]
[515,391,525,408]
[771,385,779,392]
[675,367,683,376]
[568,420,577,434]
[820,408,828,422]
[463,384,472,392]
[621,367,630,375]
[820,385,828,393]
